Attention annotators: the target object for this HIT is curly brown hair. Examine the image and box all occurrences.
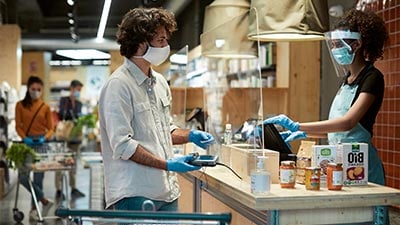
[116,7,177,58]
[334,8,388,62]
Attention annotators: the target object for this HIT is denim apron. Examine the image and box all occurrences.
[327,82,388,225]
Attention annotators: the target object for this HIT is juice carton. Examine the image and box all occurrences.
[311,145,336,187]
[340,143,368,186]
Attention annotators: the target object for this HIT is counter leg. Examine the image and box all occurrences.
[268,210,279,225]
[374,206,388,225]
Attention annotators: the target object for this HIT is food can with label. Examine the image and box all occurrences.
[305,167,321,190]
[280,160,296,188]
[327,163,343,190]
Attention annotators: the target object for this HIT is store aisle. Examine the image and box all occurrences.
[0,158,91,225]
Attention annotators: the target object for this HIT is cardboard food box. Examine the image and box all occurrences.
[340,143,368,186]
[296,141,315,184]
[311,145,336,186]
[224,145,280,184]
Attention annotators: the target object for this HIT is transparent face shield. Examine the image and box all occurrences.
[324,30,361,77]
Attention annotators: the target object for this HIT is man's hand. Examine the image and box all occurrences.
[166,155,201,172]
[188,130,215,149]
[263,114,299,132]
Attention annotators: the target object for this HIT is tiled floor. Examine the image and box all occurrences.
[0,146,400,225]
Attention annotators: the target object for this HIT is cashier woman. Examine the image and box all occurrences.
[98,7,214,213]
[266,9,388,186]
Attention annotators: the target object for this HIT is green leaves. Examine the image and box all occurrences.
[69,114,97,139]
[5,143,38,169]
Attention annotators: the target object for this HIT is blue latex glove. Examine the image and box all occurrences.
[279,130,292,141]
[166,155,201,172]
[285,131,307,142]
[188,130,215,149]
[34,136,46,145]
[263,114,299,132]
[280,130,307,143]
[23,137,34,146]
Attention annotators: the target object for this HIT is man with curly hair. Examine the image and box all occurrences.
[264,8,389,223]
[98,7,215,212]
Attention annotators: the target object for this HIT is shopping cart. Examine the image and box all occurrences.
[11,140,75,224]
[55,206,232,225]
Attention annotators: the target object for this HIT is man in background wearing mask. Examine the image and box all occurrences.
[55,79,85,199]
[99,7,215,212]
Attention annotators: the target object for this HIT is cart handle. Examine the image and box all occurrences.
[11,139,66,144]
[55,207,231,223]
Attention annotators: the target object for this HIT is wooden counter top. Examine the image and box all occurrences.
[191,167,400,211]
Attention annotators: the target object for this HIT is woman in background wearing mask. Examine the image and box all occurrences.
[263,9,389,224]
[55,79,85,199]
[15,75,54,220]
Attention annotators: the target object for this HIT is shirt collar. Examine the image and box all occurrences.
[124,58,157,86]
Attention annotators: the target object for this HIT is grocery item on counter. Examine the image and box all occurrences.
[305,167,321,191]
[311,145,336,187]
[327,162,343,190]
[280,160,296,188]
[296,140,315,184]
[339,143,368,186]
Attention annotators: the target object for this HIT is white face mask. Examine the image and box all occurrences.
[137,44,170,66]
[29,90,41,100]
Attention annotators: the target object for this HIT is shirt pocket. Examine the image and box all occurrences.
[134,102,154,128]
[160,97,172,131]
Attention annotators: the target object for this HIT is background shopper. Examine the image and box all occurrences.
[55,79,85,199]
[99,7,214,212]
[15,76,54,220]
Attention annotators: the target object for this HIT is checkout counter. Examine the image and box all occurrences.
[178,144,400,225]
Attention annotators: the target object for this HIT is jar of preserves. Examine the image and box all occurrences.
[280,160,296,188]
[305,167,321,190]
[327,163,343,190]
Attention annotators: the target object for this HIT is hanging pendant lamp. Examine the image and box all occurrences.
[201,0,257,58]
[248,0,329,41]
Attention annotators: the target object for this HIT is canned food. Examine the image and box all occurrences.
[305,167,321,190]
[280,160,296,188]
[327,163,343,190]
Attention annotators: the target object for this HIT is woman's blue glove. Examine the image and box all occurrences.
[23,137,34,146]
[280,130,307,143]
[189,130,215,149]
[36,136,46,144]
[263,114,299,132]
[166,155,201,172]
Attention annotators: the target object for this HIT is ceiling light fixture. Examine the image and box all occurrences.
[56,49,111,60]
[248,0,329,42]
[67,0,75,6]
[96,0,112,42]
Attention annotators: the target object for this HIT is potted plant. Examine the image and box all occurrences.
[5,143,37,170]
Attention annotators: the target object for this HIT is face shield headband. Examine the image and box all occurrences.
[325,30,360,77]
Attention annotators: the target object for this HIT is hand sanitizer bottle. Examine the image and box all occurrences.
[251,156,271,194]
[224,123,232,145]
